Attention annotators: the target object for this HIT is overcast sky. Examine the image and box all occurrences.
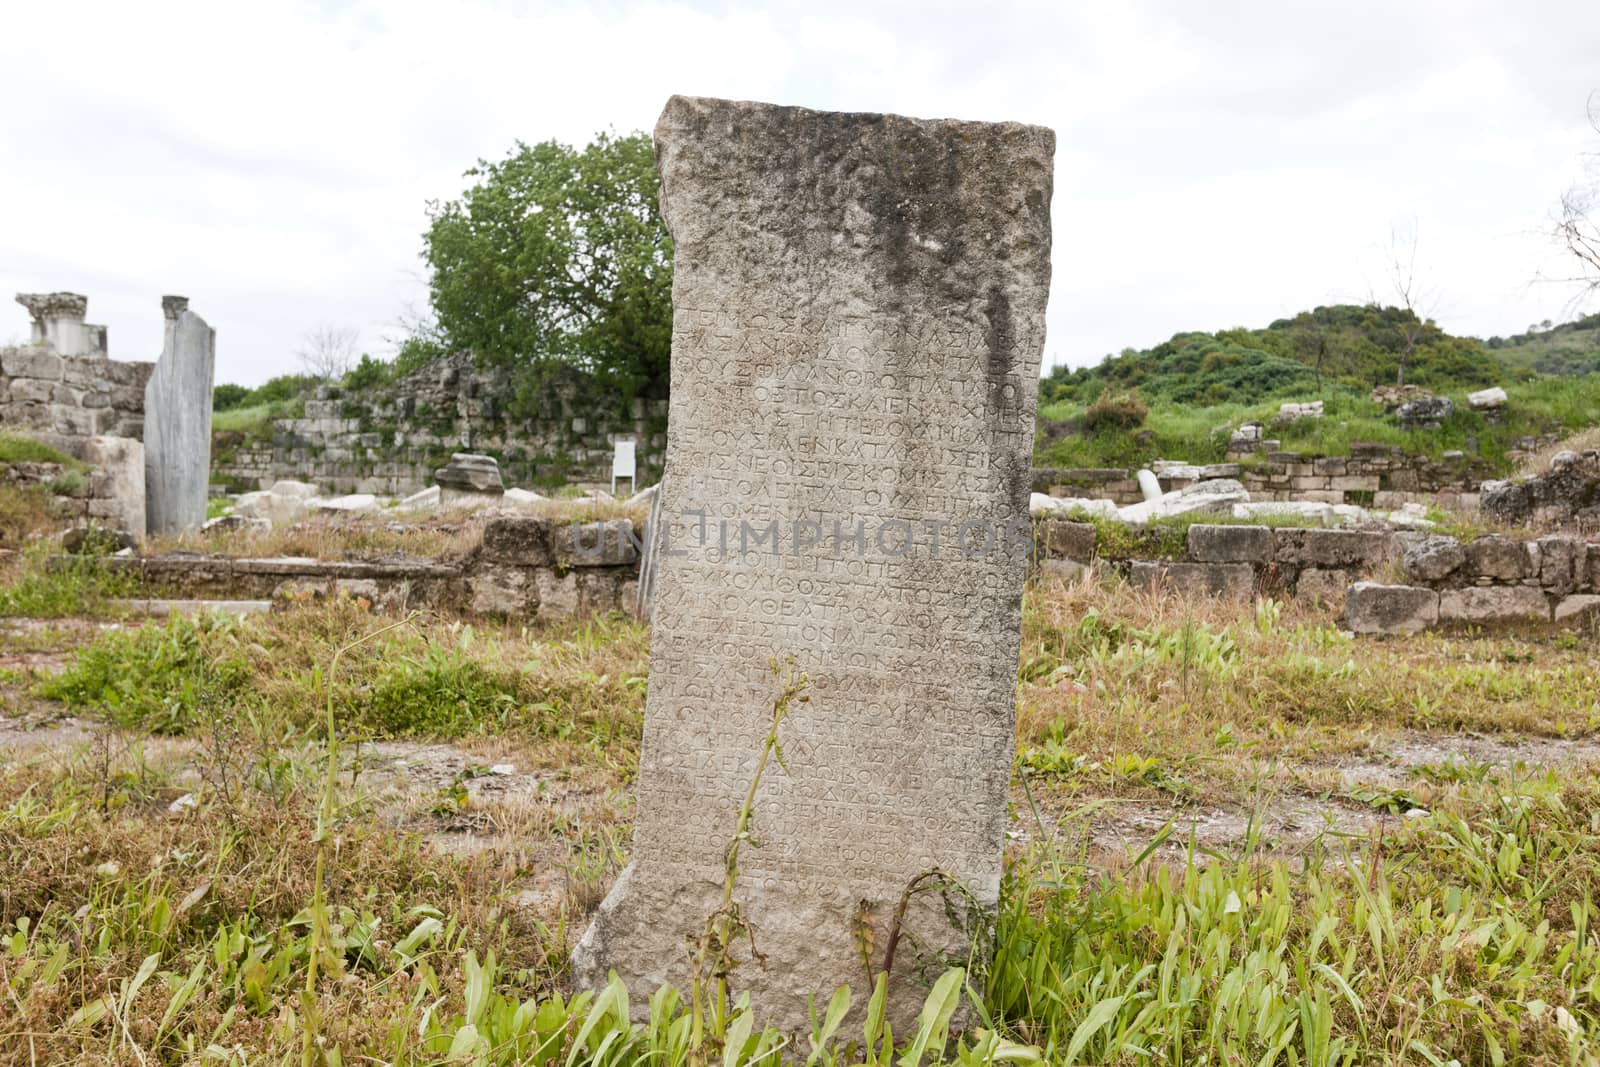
[3,1,1597,386]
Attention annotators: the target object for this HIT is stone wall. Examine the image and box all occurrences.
[1033,516,1600,634]
[1037,519,1397,605]
[1345,532,1600,634]
[0,345,152,446]
[1033,443,1493,509]
[88,514,641,619]
[212,352,666,496]
[0,436,144,532]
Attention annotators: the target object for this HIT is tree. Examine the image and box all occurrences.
[422,131,672,411]
[296,324,361,381]
[1554,91,1600,305]
[1382,221,1433,388]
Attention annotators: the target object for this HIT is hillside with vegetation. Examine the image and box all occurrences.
[1036,305,1600,471]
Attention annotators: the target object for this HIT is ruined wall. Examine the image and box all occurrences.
[94,515,641,619]
[1345,532,1600,634]
[212,353,666,495]
[1035,517,1600,634]
[1033,443,1493,509]
[0,345,152,447]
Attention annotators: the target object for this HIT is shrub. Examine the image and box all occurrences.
[212,383,252,410]
[37,613,251,733]
[0,485,57,547]
[1083,389,1148,433]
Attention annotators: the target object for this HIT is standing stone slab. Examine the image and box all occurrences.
[144,310,215,535]
[572,96,1053,1029]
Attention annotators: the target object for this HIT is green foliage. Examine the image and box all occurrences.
[353,644,519,738]
[250,373,321,406]
[0,548,137,617]
[1036,374,1600,471]
[1045,303,1502,409]
[0,484,57,547]
[341,353,395,392]
[211,383,252,411]
[423,131,673,410]
[1488,313,1600,377]
[210,374,318,438]
[0,433,82,468]
[1082,389,1148,432]
[992,774,1600,1063]
[36,613,251,733]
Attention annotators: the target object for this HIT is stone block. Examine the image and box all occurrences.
[1400,535,1465,583]
[1,347,62,380]
[7,377,57,403]
[551,519,640,567]
[1537,535,1584,595]
[1438,585,1550,624]
[1296,567,1353,606]
[1271,528,1393,569]
[468,565,539,616]
[480,516,554,565]
[51,404,101,436]
[144,311,215,535]
[1464,536,1533,581]
[571,94,1052,1031]
[535,568,579,616]
[1344,582,1438,634]
[1555,594,1600,622]
[82,435,145,537]
[1187,523,1273,563]
[1037,519,1096,560]
[1131,560,1255,599]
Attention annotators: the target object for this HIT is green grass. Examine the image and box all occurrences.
[1035,375,1600,471]
[8,558,1600,1061]
[212,400,299,436]
[0,433,83,469]
[0,546,138,618]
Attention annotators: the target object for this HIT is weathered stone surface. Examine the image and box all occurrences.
[468,565,539,616]
[1037,519,1097,561]
[1468,386,1507,410]
[1555,594,1600,621]
[1345,582,1438,634]
[1132,560,1255,599]
[1029,492,1115,519]
[1136,468,1163,501]
[1272,528,1392,569]
[1463,535,1533,581]
[1536,535,1583,595]
[1296,567,1353,606]
[268,479,320,499]
[435,452,505,494]
[1277,400,1322,421]
[551,520,640,567]
[1117,478,1249,525]
[234,488,310,525]
[143,310,215,535]
[1401,535,1465,583]
[1,346,62,381]
[1187,523,1272,563]
[1480,452,1600,527]
[82,435,145,537]
[480,516,553,566]
[1396,395,1453,428]
[572,95,1053,1030]
[1438,585,1550,623]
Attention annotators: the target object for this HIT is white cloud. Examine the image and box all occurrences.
[1,0,1596,382]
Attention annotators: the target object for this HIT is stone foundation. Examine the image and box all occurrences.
[212,354,666,495]
[74,515,641,620]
